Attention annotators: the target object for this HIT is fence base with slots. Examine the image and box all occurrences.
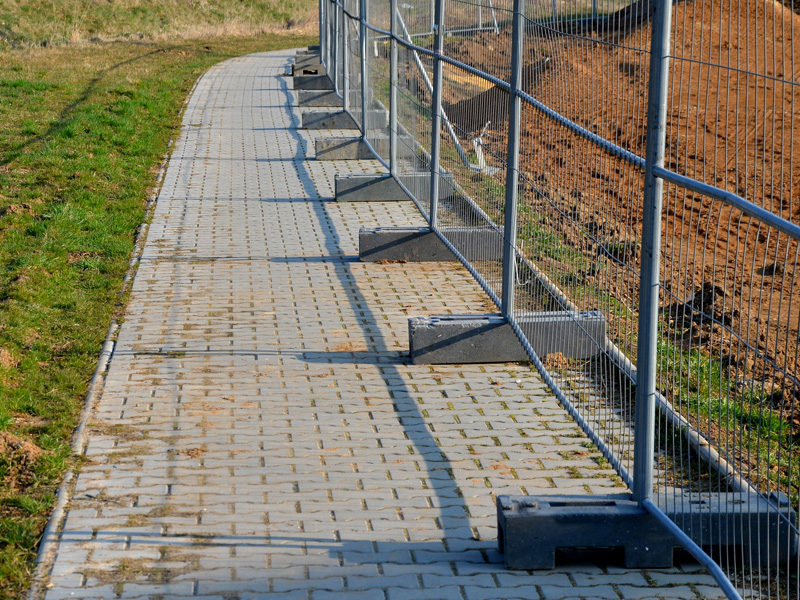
[497,494,676,569]
[497,493,798,570]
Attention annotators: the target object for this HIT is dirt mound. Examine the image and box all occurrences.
[444,59,551,136]
[0,431,51,491]
[442,0,800,395]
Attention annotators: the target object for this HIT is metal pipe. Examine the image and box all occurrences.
[327,0,335,87]
[342,2,350,113]
[654,166,800,242]
[428,0,446,227]
[359,0,368,133]
[633,0,674,505]
[501,0,525,318]
[389,0,398,176]
[489,0,499,34]
[319,0,324,64]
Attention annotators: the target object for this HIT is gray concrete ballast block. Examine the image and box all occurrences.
[335,174,413,202]
[301,109,389,130]
[359,227,456,262]
[409,315,527,364]
[497,495,676,570]
[334,172,455,203]
[359,226,505,262]
[297,90,342,107]
[301,110,357,130]
[498,491,798,570]
[292,62,326,76]
[315,137,376,160]
[407,311,605,364]
[293,74,334,90]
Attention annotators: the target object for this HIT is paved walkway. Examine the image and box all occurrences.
[37,48,726,600]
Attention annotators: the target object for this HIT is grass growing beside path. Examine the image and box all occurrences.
[0,34,314,599]
[1,0,316,48]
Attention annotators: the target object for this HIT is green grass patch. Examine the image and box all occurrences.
[0,32,314,599]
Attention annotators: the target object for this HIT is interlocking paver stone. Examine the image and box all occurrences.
[35,48,728,600]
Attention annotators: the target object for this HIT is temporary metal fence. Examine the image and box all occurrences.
[318,0,800,597]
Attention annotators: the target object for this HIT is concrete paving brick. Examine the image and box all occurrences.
[691,585,730,600]
[540,584,619,599]
[313,590,384,600]
[648,572,719,587]
[496,572,572,587]
[464,586,544,600]
[35,48,728,600]
[386,586,463,600]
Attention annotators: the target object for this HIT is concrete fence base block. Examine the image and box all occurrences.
[409,315,528,364]
[497,495,676,570]
[301,110,357,130]
[293,74,334,91]
[498,491,798,570]
[359,227,455,262]
[335,174,412,202]
[517,310,606,360]
[315,137,375,160]
[359,226,506,262]
[407,311,604,364]
[337,173,462,202]
[292,62,326,76]
[662,491,798,567]
[297,90,342,107]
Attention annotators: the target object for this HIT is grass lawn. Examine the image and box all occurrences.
[0,32,315,599]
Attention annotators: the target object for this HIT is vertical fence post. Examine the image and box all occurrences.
[359,0,369,134]
[318,0,323,64]
[328,0,333,68]
[428,0,446,227]
[324,0,331,82]
[329,0,342,94]
[501,0,525,318]
[633,0,673,505]
[342,0,350,113]
[389,0,399,176]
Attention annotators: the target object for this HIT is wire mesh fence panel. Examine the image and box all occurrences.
[652,0,800,597]
[344,0,364,129]
[393,0,439,218]
[322,0,800,595]
[434,1,514,300]
[365,4,392,163]
[506,0,653,485]
[340,2,350,98]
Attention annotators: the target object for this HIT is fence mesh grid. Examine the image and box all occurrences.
[321,0,800,596]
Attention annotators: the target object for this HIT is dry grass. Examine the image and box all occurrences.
[0,0,318,48]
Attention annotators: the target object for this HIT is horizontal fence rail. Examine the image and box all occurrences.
[319,0,800,597]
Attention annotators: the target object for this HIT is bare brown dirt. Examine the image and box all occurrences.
[439,0,800,413]
[0,432,50,492]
